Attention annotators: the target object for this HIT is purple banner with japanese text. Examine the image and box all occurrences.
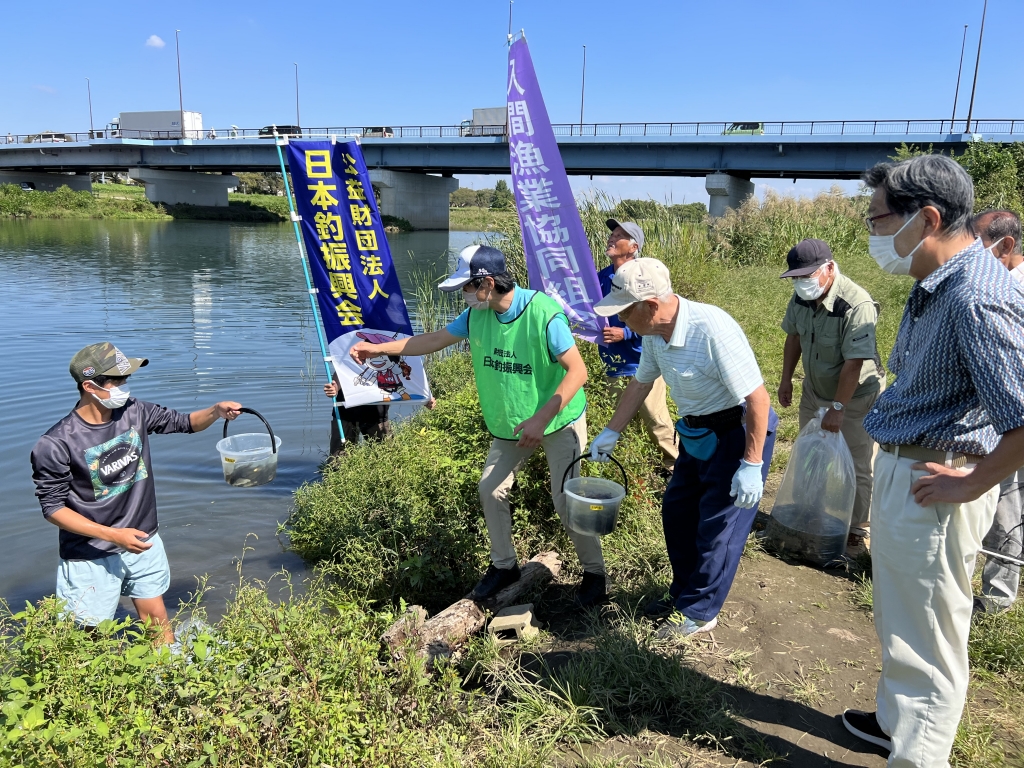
[508,34,607,343]
[285,140,431,407]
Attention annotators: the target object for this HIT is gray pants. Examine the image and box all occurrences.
[478,415,605,575]
[980,468,1024,611]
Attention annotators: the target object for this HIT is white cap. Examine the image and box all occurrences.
[593,258,673,316]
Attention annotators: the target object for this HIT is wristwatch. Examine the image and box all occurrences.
[831,401,844,412]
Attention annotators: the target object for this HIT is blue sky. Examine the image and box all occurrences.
[1,0,1018,204]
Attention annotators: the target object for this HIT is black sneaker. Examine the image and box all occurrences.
[469,564,521,601]
[573,571,607,609]
[643,591,676,618]
[842,710,891,752]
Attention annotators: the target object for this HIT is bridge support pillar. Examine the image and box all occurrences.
[369,169,459,230]
[0,171,92,192]
[128,168,238,207]
[705,173,754,217]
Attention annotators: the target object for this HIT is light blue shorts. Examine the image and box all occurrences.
[56,533,171,626]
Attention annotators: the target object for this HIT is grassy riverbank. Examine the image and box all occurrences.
[450,206,517,232]
[3,191,1021,766]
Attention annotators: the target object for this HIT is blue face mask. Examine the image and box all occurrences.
[674,420,719,461]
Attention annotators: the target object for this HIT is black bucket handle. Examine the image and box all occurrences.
[222,407,277,455]
[560,453,628,496]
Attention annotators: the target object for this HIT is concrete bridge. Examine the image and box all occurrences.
[1,119,1020,225]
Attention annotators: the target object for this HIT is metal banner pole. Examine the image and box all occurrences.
[274,136,346,444]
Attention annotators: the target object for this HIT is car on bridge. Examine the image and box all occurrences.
[259,125,303,138]
[26,131,74,143]
[362,127,394,138]
[722,122,764,135]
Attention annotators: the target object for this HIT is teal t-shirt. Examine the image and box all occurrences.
[446,287,574,358]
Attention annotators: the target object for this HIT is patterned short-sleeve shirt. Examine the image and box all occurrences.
[863,239,1024,454]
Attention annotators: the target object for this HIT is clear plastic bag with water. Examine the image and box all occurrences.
[766,407,856,566]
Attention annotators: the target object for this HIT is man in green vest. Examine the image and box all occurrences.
[349,245,606,607]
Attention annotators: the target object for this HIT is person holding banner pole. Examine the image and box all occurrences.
[350,244,607,608]
[599,219,678,474]
[589,258,777,638]
[324,372,390,457]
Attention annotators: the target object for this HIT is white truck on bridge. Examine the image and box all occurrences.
[108,111,203,139]
[460,107,506,137]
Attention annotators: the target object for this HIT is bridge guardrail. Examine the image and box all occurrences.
[1,120,1022,146]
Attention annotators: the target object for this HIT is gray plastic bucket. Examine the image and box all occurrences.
[561,455,628,536]
[215,408,280,487]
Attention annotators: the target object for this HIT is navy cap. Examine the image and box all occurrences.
[438,244,508,292]
[780,239,834,278]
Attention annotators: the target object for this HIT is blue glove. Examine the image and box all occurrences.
[730,459,764,509]
[589,428,621,463]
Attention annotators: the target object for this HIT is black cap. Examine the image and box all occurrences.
[779,239,834,278]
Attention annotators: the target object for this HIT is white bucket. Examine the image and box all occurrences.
[216,408,280,487]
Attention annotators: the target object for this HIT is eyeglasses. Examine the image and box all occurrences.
[864,212,898,234]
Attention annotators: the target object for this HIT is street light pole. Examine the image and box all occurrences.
[294,63,300,127]
[175,29,185,138]
[951,24,968,130]
[85,78,94,136]
[579,45,586,135]
[965,0,987,134]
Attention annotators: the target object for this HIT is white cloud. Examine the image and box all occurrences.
[145,35,165,48]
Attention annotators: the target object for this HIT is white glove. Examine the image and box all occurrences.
[730,459,764,509]
[588,428,621,463]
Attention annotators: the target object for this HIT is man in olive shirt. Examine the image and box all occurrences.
[778,239,884,555]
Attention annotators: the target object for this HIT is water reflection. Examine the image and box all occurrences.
[0,219,488,619]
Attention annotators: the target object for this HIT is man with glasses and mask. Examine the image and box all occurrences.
[841,155,1024,766]
[777,238,884,557]
[588,257,777,638]
[30,342,242,644]
[970,209,1024,615]
[348,244,607,609]
[598,219,678,474]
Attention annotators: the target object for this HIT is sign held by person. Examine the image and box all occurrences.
[285,140,431,406]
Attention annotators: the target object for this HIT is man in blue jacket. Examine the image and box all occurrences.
[599,219,678,472]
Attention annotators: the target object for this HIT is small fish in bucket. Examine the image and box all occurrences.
[215,408,281,487]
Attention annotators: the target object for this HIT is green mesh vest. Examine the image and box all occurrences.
[468,290,587,439]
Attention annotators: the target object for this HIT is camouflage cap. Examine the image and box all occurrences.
[70,342,149,384]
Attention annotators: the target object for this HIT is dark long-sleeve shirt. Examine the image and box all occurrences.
[31,399,193,560]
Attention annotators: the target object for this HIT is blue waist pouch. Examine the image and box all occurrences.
[674,420,719,461]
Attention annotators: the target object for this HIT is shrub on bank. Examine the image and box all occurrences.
[0,578,484,768]
[0,183,169,220]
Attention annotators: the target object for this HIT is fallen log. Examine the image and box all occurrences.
[383,551,562,665]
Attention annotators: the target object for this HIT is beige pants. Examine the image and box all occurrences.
[606,375,679,470]
[799,385,882,529]
[871,448,998,767]
[478,415,605,574]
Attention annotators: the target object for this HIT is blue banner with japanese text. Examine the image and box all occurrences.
[285,140,430,407]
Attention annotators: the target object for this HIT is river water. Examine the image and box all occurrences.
[0,220,487,619]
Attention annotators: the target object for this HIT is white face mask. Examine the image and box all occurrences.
[89,382,130,409]
[868,210,922,275]
[463,285,491,310]
[793,272,826,301]
[985,237,1006,260]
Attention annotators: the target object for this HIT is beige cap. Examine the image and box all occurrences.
[594,258,673,316]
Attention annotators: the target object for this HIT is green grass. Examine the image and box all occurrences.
[0,183,169,220]
[7,188,1020,766]
[450,207,517,232]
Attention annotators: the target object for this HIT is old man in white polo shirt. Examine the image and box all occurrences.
[589,258,777,638]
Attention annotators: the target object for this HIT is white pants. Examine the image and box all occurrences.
[871,449,998,768]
